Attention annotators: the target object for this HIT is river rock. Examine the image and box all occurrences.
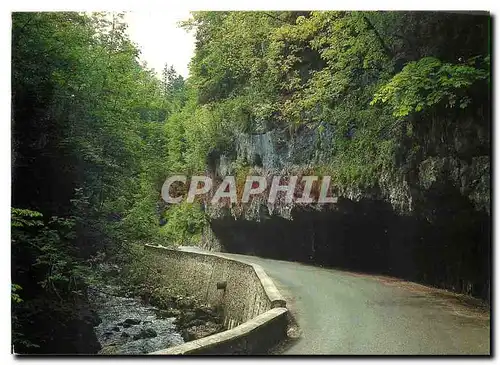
[124,318,141,325]
[182,322,223,341]
[186,318,207,327]
[117,318,141,328]
[195,306,218,320]
[180,311,197,323]
[99,345,119,355]
[155,308,180,319]
[176,296,196,309]
[132,328,157,340]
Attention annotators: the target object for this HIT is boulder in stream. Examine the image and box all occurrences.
[124,318,141,325]
[133,328,158,340]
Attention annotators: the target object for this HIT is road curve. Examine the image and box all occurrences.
[180,247,490,355]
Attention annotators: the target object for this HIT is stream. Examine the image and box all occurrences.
[88,284,184,355]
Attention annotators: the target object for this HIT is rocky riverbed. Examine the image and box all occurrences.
[88,284,225,355]
[88,284,183,354]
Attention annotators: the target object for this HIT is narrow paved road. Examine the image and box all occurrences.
[181,247,490,355]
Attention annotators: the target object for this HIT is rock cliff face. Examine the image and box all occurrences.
[201,108,490,300]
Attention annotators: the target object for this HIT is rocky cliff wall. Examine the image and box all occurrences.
[200,107,490,300]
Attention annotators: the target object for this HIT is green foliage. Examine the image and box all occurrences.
[168,11,489,194]
[161,202,207,245]
[12,208,87,296]
[11,208,43,228]
[11,284,23,304]
[11,12,181,352]
[11,206,92,351]
[372,57,489,117]
[11,10,491,352]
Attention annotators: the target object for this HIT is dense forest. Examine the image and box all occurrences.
[11,12,186,353]
[11,11,490,353]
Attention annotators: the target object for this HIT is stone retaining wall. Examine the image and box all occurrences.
[144,245,289,354]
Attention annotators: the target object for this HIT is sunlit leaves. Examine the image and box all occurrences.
[160,202,206,245]
[11,208,44,228]
[11,284,23,303]
[371,56,489,118]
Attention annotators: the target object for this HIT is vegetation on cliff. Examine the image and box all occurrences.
[162,11,490,224]
[165,11,490,298]
[11,10,491,353]
[168,11,489,201]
